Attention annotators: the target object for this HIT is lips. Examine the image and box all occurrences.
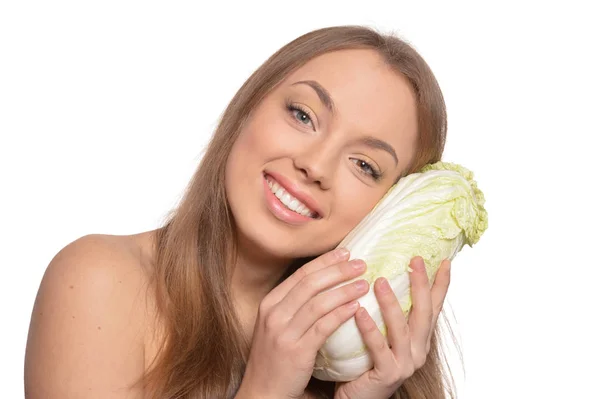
[263,171,324,219]
[266,179,317,218]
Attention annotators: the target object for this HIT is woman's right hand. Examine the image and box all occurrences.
[236,248,369,399]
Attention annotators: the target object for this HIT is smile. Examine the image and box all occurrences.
[264,175,319,218]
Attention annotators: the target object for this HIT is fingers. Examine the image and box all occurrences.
[354,305,407,380]
[406,257,433,360]
[411,258,451,359]
[429,259,451,332]
[300,300,362,352]
[287,277,369,338]
[329,257,452,395]
[265,248,350,307]
[373,257,450,372]
[274,258,367,319]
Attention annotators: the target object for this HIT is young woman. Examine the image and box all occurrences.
[25,25,454,399]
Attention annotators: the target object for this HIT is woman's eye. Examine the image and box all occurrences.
[293,109,311,125]
[286,103,315,130]
[351,158,382,181]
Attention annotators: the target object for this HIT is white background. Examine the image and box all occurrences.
[1,1,599,398]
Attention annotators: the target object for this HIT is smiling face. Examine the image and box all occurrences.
[225,48,419,262]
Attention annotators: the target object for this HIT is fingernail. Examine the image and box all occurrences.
[336,248,350,258]
[357,307,369,320]
[377,278,390,292]
[351,259,366,270]
[414,257,425,271]
[354,279,368,290]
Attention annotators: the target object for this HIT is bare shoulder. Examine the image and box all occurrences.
[25,232,156,399]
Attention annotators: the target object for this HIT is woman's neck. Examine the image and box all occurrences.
[231,239,290,305]
[229,233,293,339]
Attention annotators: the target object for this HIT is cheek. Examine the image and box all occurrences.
[234,120,284,161]
[333,185,383,237]
[234,127,259,156]
[225,129,260,200]
[226,123,269,177]
[244,103,306,156]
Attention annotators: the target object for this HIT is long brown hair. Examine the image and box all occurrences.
[138,25,457,398]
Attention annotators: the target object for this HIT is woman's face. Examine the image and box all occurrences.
[225,49,418,261]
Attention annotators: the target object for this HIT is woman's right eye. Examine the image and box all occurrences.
[286,102,315,131]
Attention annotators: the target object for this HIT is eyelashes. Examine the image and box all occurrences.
[351,158,382,181]
[285,100,315,130]
[284,99,383,181]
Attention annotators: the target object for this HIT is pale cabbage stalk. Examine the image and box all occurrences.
[312,161,488,382]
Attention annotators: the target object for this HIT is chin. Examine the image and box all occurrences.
[233,208,345,266]
[234,213,316,260]
[225,168,336,261]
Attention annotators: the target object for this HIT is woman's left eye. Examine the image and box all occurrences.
[351,158,382,181]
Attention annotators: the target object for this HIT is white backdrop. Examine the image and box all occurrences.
[2,1,599,397]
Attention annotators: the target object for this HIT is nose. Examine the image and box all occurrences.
[293,141,337,190]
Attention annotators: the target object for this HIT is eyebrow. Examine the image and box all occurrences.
[357,136,399,166]
[292,80,398,166]
[292,80,335,114]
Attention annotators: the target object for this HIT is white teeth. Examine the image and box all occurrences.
[297,206,311,217]
[295,203,307,215]
[265,176,316,218]
[289,199,300,211]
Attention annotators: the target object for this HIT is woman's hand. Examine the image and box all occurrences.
[333,257,451,399]
[236,248,368,399]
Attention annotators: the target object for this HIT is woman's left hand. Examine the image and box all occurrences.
[333,256,451,399]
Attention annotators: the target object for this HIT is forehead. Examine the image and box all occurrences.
[280,49,418,167]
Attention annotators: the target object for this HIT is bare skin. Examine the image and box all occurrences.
[24,230,162,398]
[24,230,449,399]
[25,49,450,399]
